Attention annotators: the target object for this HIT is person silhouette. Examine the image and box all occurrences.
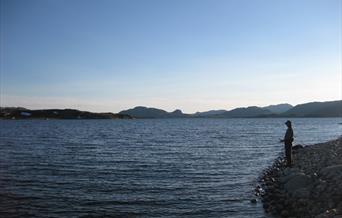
[280,120,294,167]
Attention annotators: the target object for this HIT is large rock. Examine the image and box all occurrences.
[280,168,302,184]
[319,164,342,179]
[283,167,302,175]
[284,173,312,193]
[292,187,311,199]
[292,144,304,150]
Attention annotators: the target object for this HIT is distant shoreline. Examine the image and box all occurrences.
[118,100,342,118]
[0,108,132,120]
[1,100,341,119]
[1,110,341,120]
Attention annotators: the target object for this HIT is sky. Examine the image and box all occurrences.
[1,0,341,113]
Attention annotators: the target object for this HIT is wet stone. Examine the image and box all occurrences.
[257,138,342,218]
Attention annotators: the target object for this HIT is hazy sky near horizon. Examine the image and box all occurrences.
[1,0,341,113]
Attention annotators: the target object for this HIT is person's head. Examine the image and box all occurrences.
[285,120,292,128]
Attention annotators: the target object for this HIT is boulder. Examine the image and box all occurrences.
[284,173,312,193]
[280,168,302,184]
[319,164,342,179]
[283,167,302,176]
[292,144,304,150]
[281,210,289,217]
[292,187,311,199]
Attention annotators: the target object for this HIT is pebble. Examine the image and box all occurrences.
[281,209,289,217]
[250,198,257,204]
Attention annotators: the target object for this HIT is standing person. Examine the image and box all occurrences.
[280,120,294,167]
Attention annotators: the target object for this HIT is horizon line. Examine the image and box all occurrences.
[1,99,341,114]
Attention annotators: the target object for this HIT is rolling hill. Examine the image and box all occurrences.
[282,100,342,117]
[119,106,189,118]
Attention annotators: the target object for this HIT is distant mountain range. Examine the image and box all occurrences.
[191,104,293,118]
[1,100,341,119]
[213,106,274,118]
[282,101,342,117]
[119,100,341,118]
[262,103,293,114]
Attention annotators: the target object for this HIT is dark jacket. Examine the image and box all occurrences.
[284,127,293,144]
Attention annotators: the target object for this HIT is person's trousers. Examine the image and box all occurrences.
[285,142,292,167]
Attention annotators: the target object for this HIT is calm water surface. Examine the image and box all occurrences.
[0,118,341,218]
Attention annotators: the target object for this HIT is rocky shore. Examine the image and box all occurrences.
[257,137,342,218]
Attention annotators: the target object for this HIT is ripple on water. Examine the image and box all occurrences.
[0,118,341,217]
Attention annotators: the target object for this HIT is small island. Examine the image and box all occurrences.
[0,107,132,120]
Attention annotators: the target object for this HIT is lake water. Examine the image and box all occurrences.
[0,118,341,218]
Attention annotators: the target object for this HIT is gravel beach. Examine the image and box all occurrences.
[258,137,342,218]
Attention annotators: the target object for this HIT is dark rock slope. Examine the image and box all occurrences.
[258,138,342,217]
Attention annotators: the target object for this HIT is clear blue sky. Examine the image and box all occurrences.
[1,0,341,113]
